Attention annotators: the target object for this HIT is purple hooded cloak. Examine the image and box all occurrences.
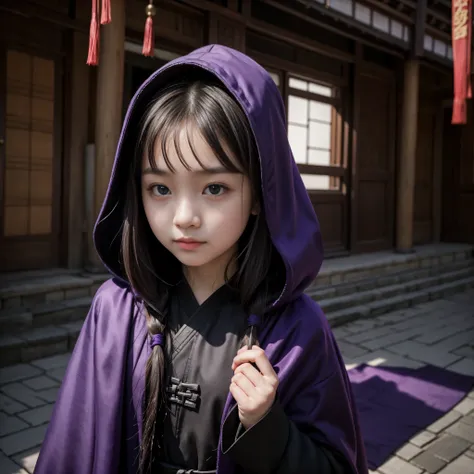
[34,45,367,474]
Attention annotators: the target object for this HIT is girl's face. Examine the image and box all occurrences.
[141,123,255,278]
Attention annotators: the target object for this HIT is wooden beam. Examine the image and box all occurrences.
[92,0,125,268]
[396,59,420,253]
[413,0,428,57]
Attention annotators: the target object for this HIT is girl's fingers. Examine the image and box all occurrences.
[233,347,275,377]
[234,363,261,386]
[232,372,256,397]
[229,382,248,405]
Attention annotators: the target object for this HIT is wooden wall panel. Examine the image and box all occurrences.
[413,103,435,244]
[441,103,474,244]
[310,193,346,254]
[353,64,396,252]
[208,12,246,52]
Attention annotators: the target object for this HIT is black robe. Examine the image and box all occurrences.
[159,281,346,474]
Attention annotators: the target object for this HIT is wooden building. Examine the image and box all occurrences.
[0,0,473,273]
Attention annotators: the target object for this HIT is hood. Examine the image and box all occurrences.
[93,44,324,305]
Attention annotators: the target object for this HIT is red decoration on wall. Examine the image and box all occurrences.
[87,1,157,65]
[452,0,472,124]
[143,3,157,57]
[101,0,112,25]
[86,0,100,66]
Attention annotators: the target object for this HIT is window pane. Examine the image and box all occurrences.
[373,11,389,33]
[391,20,403,39]
[354,3,371,25]
[289,78,308,91]
[308,149,331,166]
[268,71,280,86]
[300,174,331,191]
[310,101,331,122]
[288,96,308,125]
[309,121,331,149]
[288,124,307,164]
[331,0,352,15]
[424,35,433,51]
[434,40,447,56]
[308,83,332,97]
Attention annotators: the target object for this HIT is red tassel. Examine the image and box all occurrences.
[87,0,100,66]
[142,16,154,57]
[101,0,112,25]
[452,98,467,125]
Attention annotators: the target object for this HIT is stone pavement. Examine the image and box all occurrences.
[1,291,474,473]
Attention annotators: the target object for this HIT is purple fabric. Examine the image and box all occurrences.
[150,333,164,348]
[247,314,261,327]
[348,364,474,469]
[34,45,367,474]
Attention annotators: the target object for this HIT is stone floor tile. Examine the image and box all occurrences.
[12,447,40,474]
[0,393,28,415]
[30,353,70,371]
[447,358,474,377]
[46,366,67,383]
[462,413,474,427]
[0,424,47,456]
[35,387,59,403]
[427,411,463,434]
[0,451,28,474]
[0,383,48,408]
[396,443,423,461]
[387,341,462,367]
[410,430,437,448]
[0,365,42,386]
[336,341,368,358]
[0,412,29,437]
[361,328,425,351]
[445,420,474,443]
[437,454,474,473]
[454,345,474,359]
[379,456,423,474]
[345,326,393,344]
[432,328,474,353]
[21,376,58,391]
[17,404,53,427]
[332,327,351,340]
[425,434,470,462]
[465,449,474,460]
[453,397,474,416]
[411,450,447,473]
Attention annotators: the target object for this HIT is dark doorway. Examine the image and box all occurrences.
[123,52,167,114]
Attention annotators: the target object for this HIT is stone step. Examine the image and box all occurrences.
[308,259,473,299]
[0,296,93,335]
[317,265,474,314]
[0,321,84,368]
[325,275,474,328]
[314,244,473,287]
[0,273,108,311]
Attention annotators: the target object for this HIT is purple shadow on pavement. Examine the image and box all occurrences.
[348,364,474,469]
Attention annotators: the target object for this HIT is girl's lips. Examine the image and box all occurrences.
[174,240,204,250]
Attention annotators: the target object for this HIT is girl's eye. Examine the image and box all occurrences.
[204,184,226,196]
[152,185,170,196]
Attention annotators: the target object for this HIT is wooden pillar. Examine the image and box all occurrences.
[90,0,125,268]
[396,59,420,253]
[66,31,90,268]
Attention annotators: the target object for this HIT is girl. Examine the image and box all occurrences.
[34,44,367,474]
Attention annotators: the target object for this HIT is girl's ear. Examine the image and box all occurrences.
[251,202,260,216]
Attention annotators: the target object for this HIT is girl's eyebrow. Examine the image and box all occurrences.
[142,166,239,176]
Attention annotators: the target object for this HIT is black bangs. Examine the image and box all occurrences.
[138,78,247,176]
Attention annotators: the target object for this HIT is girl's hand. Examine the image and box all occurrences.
[230,345,279,429]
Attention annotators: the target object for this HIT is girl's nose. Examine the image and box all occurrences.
[173,199,201,228]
